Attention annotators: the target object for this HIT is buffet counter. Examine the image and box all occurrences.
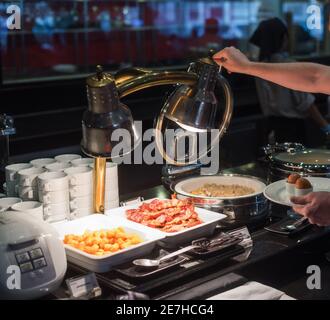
[41,162,330,300]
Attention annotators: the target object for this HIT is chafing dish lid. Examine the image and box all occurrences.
[272,149,330,166]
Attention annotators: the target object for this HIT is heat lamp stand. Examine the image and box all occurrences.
[93,157,107,213]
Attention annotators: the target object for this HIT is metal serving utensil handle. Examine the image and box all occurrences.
[158,245,197,262]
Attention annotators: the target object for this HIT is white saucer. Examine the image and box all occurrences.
[263,177,330,206]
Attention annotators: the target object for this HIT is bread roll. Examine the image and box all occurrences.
[295,177,312,190]
[287,174,300,184]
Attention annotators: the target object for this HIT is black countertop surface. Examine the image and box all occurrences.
[42,162,330,300]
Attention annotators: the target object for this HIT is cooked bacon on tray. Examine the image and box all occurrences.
[125,198,202,232]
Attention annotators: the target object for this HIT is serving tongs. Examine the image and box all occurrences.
[192,232,244,252]
[133,244,199,268]
[132,233,244,269]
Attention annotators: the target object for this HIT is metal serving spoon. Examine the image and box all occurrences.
[283,217,309,231]
[133,244,199,268]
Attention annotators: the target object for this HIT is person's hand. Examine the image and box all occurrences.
[213,47,252,74]
[290,192,330,226]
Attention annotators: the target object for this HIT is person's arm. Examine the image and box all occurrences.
[213,47,330,95]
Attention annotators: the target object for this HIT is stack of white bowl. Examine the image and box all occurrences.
[71,158,94,168]
[3,155,100,222]
[30,158,56,169]
[11,201,45,220]
[45,162,71,172]
[17,167,46,201]
[55,154,81,164]
[5,163,33,196]
[65,166,93,219]
[0,197,22,212]
[89,161,119,210]
[37,171,70,223]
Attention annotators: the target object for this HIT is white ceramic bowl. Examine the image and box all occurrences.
[30,158,56,168]
[286,182,295,197]
[295,187,313,196]
[0,197,22,212]
[174,175,266,200]
[55,154,81,164]
[37,171,69,192]
[71,158,94,167]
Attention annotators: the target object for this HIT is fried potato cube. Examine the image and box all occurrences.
[104,244,112,251]
[112,243,120,251]
[83,246,97,254]
[64,227,143,255]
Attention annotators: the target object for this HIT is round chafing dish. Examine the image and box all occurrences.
[263,143,330,181]
[171,174,269,227]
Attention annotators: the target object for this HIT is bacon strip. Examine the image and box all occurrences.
[125,198,202,232]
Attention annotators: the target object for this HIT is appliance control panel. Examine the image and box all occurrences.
[7,237,56,289]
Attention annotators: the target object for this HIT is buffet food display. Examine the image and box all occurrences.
[191,183,255,197]
[173,175,265,200]
[53,214,165,272]
[264,176,330,207]
[63,227,142,256]
[126,198,202,232]
[108,198,226,246]
[172,174,268,226]
[286,174,313,197]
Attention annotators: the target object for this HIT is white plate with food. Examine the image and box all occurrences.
[106,198,226,245]
[264,177,330,206]
[174,175,266,200]
[52,214,165,272]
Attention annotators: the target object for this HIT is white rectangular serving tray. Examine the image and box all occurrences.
[52,214,165,273]
[105,198,226,245]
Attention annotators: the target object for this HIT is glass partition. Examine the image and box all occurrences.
[0,0,328,84]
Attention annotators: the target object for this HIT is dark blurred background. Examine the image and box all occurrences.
[1,0,330,192]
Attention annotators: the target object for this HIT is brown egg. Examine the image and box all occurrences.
[295,177,312,189]
[287,173,300,184]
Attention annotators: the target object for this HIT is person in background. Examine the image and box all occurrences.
[213,46,330,226]
[249,18,329,144]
